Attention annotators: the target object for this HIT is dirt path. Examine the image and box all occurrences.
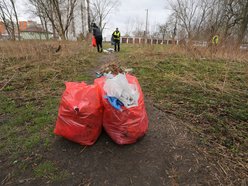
[37,53,220,186]
[46,103,216,186]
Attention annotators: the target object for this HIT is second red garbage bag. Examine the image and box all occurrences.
[94,74,148,145]
[54,82,103,146]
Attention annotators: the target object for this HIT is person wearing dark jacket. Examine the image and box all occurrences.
[92,23,103,52]
[112,28,121,52]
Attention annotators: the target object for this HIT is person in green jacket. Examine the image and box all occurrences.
[112,28,121,52]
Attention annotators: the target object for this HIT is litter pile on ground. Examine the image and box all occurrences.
[103,48,115,53]
[54,64,148,145]
[100,63,124,74]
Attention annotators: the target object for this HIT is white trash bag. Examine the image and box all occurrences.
[103,74,140,108]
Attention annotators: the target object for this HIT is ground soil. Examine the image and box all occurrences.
[47,102,218,186]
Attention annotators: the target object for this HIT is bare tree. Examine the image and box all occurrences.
[9,0,20,40]
[221,0,240,41]
[70,11,76,38]
[237,0,248,44]
[169,0,200,40]
[158,23,169,41]
[0,0,19,40]
[131,17,145,37]
[29,0,58,39]
[29,0,77,40]
[80,0,86,35]
[29,0,50,39]
[91,0,119,31]
[205,0,247,44]
[86,0,91,32]
[0,2,12,38]
[124,17,135,36]
[203,0,225,38]
[193,0,212,38]
[167,0,248,45]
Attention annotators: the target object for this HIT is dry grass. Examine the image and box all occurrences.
[0,40,98,184]
[0,40,84,59]
[181,44,248,62]
[123,43,248,62]
[0,40,94,93]
[118,43,248,184]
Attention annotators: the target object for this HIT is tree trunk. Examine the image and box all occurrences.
[10,0,20,40]
[52,25,56,39]
[44,18,49,40]
[39,16,46,40]
[237,1,248,45]
[81,0,85,36]
[38,6,49,40]
[99,15,102,31]
[50,4,57,39]
[10,17,16,40]
[60,32,66,40]
[0,6,11,38]
[71,13,76,38]
[39,15,44,30]
[53,0,66,40]
[86,0,91,33]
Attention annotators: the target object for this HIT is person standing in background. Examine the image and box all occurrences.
[112,28,121,52]
[212,34,219,45]
[92,23,103,52]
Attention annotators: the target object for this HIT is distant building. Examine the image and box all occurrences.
[0,20,53,40]
[0,22,5,34]
[19,21,53,40]
[19,21,28,31]
[0,22,9,39]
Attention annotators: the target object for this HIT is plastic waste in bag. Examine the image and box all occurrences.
[94,74,148,145]
[111,36,115,45]
[103,73,139,108]
[54,82,102,145]
[105,96,124,111]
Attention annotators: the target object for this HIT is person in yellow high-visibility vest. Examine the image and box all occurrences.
[112,28,121,52]
[212,35,219,45]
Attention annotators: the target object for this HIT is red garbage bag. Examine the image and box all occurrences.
[92,36,96,47]
[94,74,148,145]
[54,82,103,145]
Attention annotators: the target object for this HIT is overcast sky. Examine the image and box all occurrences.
[16,0,171,38]
[105,0,171,35]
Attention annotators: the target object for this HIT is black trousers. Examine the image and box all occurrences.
[114,39,120,51]
[95,36,103,52]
